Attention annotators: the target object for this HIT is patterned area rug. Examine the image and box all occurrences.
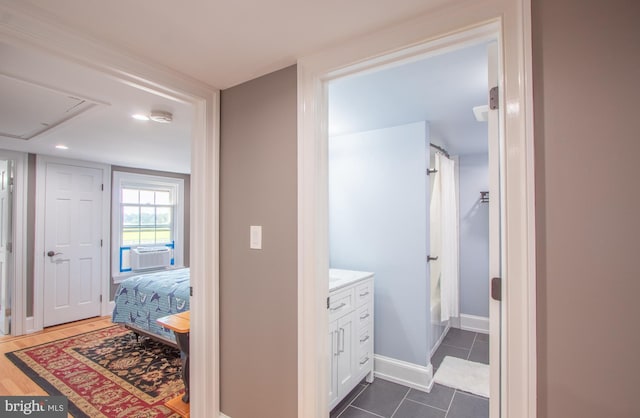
[6,325,184,417]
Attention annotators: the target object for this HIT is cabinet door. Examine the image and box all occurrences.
[336,313,355,396]
[329,319,339,406]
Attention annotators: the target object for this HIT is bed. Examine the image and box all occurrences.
[112,267,190,346]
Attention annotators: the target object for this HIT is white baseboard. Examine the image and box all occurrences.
[374,354,434,393]
[459,314,489,334]
[219,413,231,418]
[430,322,451,358]
[25,316,36,334]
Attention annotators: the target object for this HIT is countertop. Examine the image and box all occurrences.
[329,268,374,291]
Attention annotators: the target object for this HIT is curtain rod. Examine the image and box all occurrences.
[429,143,450,158]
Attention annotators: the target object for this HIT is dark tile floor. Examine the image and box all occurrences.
[330,328,489,418]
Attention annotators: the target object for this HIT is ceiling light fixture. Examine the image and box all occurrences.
[132,113,150,121]
[55,144,69,150]
[149,110,173,123]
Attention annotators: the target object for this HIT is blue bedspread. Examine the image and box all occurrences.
[112,268,190,342]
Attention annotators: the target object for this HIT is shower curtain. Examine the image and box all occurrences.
[435,153,459,322]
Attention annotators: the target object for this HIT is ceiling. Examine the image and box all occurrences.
[0,0,485,172]
[0,40,193,173]
[329,42,489,156]
[14,0,453,89]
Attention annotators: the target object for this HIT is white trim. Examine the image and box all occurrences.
[522,1,538,416]
[0,5,220,417]
[459,314,490,334]
[101,166,112,318]
[430,322,452,358]
[219,414,232,418]
[0,150,28,336]
[33,155,111,331]
[298,2,536,418]
[25,316,34,334]
[374,355,434,393]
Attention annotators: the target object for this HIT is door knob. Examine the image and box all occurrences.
[47,250,62,257]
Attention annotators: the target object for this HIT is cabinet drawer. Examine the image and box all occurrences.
[355,280,373,306]
[329,288,354,321]
[358,327,372,352]
[357,304,372,329]
[357,349,373,374]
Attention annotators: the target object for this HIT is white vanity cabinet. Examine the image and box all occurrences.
[329,270,374,410]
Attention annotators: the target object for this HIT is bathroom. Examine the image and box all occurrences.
[327,41,493,416]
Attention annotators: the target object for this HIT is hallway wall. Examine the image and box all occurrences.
[533,0,640,416]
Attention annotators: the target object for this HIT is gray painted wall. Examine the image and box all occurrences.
[533,0,640,417]
[329,122,431,366]
[458,153,489,317]
[219,65,298,418]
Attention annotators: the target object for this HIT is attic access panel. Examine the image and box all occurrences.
[0,74,102,140]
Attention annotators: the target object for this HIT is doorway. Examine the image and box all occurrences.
[0,10,220,416]
[0,158,13,335]
[326,39,497,416]
[36,157,106,327]
[297,15,537,417]
[0,151,28,337]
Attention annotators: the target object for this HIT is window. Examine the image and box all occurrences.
[112,172,184,281]
[121,188,173,246]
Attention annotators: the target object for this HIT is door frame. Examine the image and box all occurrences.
[297,3,536,418]
[0,150,28,336]
[33,155,111,330]
[0,4,220,417]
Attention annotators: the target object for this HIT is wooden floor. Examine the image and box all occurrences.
[0,316,113,396]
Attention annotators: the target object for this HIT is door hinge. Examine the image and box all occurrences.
[491,277,502,301]
[190,286,193,297]
[6,242,12,253]
[489,86,499,110]
[101,183,104,191]
[100,239,103,247]
[99,294,103,303]
[4,308,10,317]
[327,296,330,309]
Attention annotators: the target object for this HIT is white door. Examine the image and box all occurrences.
[487,41,502,418]
[43,162,103,327]
[0,160,12,335]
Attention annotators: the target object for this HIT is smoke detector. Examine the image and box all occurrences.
[149,110,173,123]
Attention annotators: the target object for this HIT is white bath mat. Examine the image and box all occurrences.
[433,356,490,398]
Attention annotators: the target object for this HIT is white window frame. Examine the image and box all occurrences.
[112,171,185,282]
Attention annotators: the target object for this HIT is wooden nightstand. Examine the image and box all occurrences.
[157,311,190,418]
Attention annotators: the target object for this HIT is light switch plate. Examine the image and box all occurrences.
[250,225,262,250]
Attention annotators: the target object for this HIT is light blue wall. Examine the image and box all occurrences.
[458,153,490,317]
[329,122,430,366]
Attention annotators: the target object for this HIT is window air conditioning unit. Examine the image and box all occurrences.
[130,246,172,271]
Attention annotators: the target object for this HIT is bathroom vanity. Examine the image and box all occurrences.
[328,269,375,409]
